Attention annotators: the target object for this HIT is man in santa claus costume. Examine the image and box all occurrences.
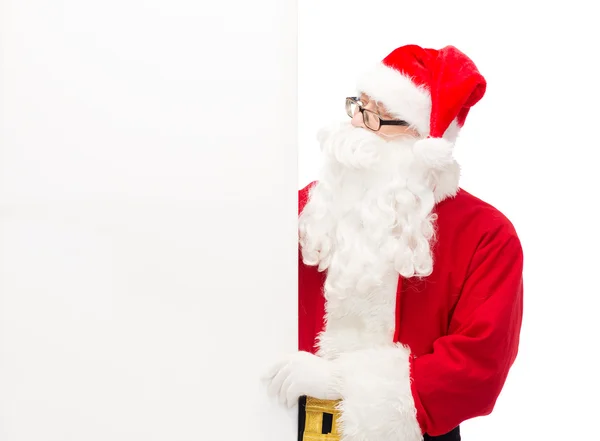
[263,44,524,441]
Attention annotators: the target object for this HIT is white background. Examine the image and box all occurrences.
[2,1,599,440]
[299,1,600,440]
[1,1,297,440]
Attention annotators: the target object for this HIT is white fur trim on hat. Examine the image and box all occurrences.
[334,344,423,441]
[356,63,432,136]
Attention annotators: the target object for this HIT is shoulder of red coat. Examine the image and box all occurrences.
[436,188,520,240]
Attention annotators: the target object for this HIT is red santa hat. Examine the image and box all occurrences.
[356,44,487,174]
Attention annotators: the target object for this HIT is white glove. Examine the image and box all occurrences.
[262,351,342,408]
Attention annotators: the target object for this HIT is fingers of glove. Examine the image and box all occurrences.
[261,357,290,382]
[268,361,291,398]
[285,379,301,408]
[280,372,296,407]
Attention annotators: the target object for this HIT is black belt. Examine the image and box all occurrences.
[298,396,460,441]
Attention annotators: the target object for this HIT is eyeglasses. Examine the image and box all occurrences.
[345,97,410,132]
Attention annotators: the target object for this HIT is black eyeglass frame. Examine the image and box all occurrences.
[345,96,411,131]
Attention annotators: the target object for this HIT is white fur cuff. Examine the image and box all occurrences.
[334,344,422,441]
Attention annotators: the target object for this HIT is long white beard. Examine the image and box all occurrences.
[300,120,441,276]
[299,122,460,357]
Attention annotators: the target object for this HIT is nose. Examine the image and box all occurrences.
[351,110,364,128]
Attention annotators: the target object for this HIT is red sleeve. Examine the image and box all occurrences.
[298,181,323,353]
[298,181,316,215]
[411,224,524,436]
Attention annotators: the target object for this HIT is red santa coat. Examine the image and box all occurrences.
[298,182,524,438]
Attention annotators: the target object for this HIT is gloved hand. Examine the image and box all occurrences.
[262,351,342,408]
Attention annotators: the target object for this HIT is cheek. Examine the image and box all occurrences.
[379,125,414,138]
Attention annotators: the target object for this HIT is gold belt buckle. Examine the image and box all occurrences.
[299,396,342,441]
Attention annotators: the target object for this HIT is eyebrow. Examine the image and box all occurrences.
[360,95,392,118]
[361,95,384,110]
[374,101,391,117]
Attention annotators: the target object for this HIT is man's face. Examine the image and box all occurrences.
[350,94,420,140]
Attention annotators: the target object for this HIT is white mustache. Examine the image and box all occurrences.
[318,122,387,170]
[317,122,418,171]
